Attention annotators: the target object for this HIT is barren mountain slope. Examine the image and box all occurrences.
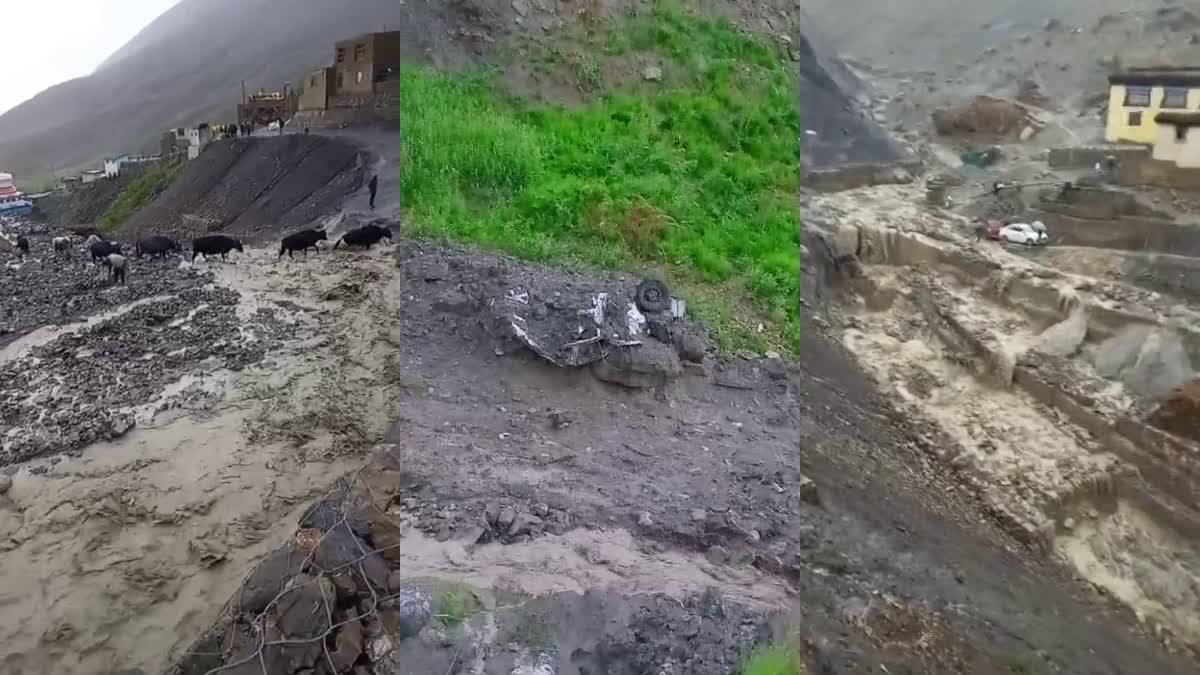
[805,0,1200,140]
[0,0,400,176]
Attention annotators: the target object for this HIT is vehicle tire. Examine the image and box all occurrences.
[635,278,671,313]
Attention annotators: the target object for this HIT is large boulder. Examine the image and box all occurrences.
[1032,309,1088,357]
[592,340,682,388]
[1093,325,1194,402]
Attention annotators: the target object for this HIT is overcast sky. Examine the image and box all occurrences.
[0,0,181,115]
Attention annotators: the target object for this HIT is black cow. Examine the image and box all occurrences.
[71,226,102,239]
[15,236,29,256]
[333,224,393,250]
[191,235,243,262]
[279,229,327,259]
[136,236,182,259]
[89,240,123,262]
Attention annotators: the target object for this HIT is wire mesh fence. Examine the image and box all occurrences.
[167,456,429,675]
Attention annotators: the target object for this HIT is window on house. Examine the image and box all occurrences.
[336,48,345,63]
[1128,111,1143,126]
[310,76,318,87]
[1163,87,1189,109]
[1125,86,1152,107]
[355,43,366,62]
[1177,125,1189,141]
[356,71,364,84]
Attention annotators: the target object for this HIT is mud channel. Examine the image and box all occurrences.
[810,183,1200,655]
[0,226,410,675]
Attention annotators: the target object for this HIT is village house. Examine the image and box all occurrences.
[104,153,163,178]
[80,170,105,184]
[1105,67,1200,145]
[238,89,296,127]
[333,31,400,97]
[299,67,336,112]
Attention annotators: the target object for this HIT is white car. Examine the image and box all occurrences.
[999,222,1048,246]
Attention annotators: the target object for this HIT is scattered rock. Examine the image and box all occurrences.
[690,508,707,522]
[796,475,820,506]
[508,512,544,537]
[675,333,707,364]
[330,619,365,672]
[637,511,654,527]
[592,341,682,389]
[396,586,433,639]
[762,357,788,380]
[641,65,663,82]
[0,474,10,495]
[239,544,305,614]
[548,409,572,429]
[497,506,517,531]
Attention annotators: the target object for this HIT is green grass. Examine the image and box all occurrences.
[434,588,479,628]
[741,644,806,675]
[98,159,184,231]
[401,2,800,352]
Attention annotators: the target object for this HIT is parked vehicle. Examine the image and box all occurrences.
[999,222,1048,246]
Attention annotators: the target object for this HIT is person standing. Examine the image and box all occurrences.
[368,174,378,209]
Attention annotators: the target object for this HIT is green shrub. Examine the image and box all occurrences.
[98,159,183,231]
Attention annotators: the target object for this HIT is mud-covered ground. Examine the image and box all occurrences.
[0,223,204,344]
[169,238,1195,675]
[0,221,411,674]
[807,181,1200,660]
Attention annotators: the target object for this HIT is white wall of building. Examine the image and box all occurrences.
[1153,123,1200,168]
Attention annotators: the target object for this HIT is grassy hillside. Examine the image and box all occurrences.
[402,5,800,351]
[98,159,184,231]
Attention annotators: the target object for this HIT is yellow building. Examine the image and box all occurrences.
[1105,68,1200,145]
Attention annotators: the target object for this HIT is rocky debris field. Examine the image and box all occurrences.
[0,285,294,466]
[0,224,203,343]
[173,238,1198,675]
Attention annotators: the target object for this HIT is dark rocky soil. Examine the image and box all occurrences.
[117,135,367,243]
[171,239,1196,675]
[0,226,204,344]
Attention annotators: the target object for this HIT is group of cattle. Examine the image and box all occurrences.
[12,223,395,285]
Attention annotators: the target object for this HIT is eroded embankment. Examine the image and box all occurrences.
[839,218,1200,652]
[118,135,366,242]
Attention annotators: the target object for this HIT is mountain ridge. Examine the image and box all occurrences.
[0,0,400,177]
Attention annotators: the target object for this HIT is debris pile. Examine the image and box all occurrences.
[931,96,1044,140]
[400,242,709,389]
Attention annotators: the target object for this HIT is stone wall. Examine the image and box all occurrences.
[1047,146,1149,170]
[1117,154,1200,191]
